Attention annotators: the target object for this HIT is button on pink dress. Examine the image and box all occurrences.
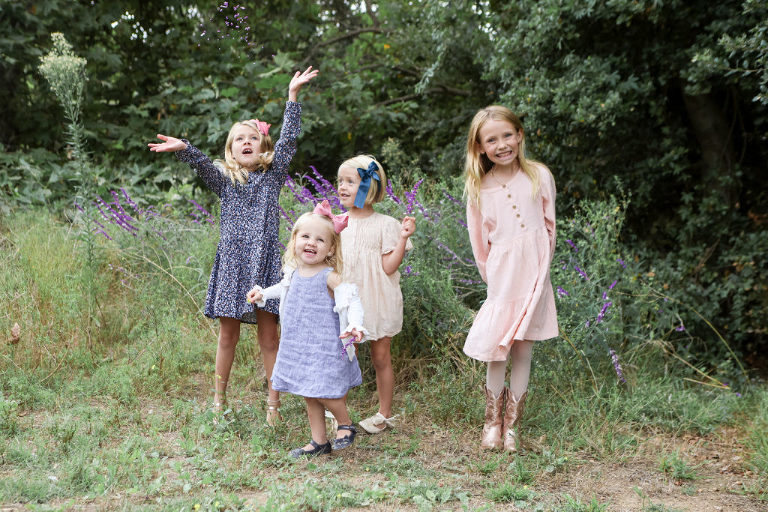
[341,212,413,341]
[463,164,559,362]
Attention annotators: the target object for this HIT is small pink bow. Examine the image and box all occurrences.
[313,200,348,234]
[249,118,271,136]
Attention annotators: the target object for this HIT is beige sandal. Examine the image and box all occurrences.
[359,412,397,434]
[266,398,282,426]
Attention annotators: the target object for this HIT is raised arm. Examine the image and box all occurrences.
[270,67,319,177]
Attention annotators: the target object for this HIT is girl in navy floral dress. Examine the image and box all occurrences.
[149,67,318,423]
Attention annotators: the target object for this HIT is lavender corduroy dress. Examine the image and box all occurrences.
[271,268,362,399]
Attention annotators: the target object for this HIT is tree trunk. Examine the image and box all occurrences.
[682,92,738,205]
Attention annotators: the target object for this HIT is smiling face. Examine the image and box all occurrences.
[229,124,264,169]
[293,216,335,270]
[476,118,522,172]
[337,166,362,209]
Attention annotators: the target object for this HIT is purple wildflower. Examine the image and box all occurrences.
[404,178,424,215]
[616,257,626,269]
[443,191,462,206]
[595,301,612,324]
[435,241,460,261]
[386,182,402,205]
[566,239,578,252]
[556,286,569,297]
[608,280,617,290]
[675,324,685,332]
[573,264,589,280]
[609,348,627,383]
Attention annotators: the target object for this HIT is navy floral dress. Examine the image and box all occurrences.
[176,101,302,323]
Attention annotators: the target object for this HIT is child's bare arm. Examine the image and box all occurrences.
[382,216,416,275]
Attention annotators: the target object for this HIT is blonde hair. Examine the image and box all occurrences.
[283,212,344,274]
[338,155,386,207]
[214,120,275,185]
[463,105,542,206]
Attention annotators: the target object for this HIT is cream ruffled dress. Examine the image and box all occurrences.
[341,212,413,341]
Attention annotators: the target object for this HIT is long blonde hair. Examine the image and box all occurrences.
[283,212,344,274]
[338,155,387,207]
[463,105,541,206]
[214,119,275,185]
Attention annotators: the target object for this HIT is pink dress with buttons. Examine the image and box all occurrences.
[463,164,559,362]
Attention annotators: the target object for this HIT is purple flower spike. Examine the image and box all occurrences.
[609,280,617,290]
[556,286,569,297]
[573,264,589,280]
[595,301,612,324]
[566,239,578,252]
[675,324,685,332]
[617,257,626,269]
[609,348,627,383]
[386,182,402,205]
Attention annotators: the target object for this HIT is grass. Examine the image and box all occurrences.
[1,209,767,510]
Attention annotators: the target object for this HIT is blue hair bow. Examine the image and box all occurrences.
[354,161,380,208]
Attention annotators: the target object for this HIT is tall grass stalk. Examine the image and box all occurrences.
[38,33,98,347]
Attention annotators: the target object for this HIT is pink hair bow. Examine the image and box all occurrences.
[249,119,271,136]
[313,200,348,234]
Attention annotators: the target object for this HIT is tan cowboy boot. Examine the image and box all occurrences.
[502,388,527,453]
[480,386,504,450]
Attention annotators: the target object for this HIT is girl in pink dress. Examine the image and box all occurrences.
[463,105,558,453]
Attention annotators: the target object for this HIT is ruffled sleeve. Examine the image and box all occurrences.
[176,141,226,197]
[467,199,490,283]
[381,215,414,255]
[251,268,293,307]
[333,282,369,359]
[539,165,557,262]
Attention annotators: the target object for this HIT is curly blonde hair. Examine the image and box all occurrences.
[283,212,344,274]
[214,120,275,185]
[463,105,542,206]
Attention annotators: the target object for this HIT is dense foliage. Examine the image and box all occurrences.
[1,0,766,362]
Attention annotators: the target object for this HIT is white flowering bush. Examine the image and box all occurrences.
[38,33,87,161]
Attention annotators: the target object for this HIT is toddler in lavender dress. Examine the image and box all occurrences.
[247,201,365,457]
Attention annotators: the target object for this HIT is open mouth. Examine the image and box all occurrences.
[303,248,317,255]
[242,148,253,155]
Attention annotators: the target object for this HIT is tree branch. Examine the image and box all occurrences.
[376,86,471,107]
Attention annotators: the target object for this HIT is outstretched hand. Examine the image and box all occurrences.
[148,134,187,153]
[288,66,319,102]
[401,216,416,239]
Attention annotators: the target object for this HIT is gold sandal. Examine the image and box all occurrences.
[266,398,282,426]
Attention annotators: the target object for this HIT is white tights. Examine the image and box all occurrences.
[486,340,533,399]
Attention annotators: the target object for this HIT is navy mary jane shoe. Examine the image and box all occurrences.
[332,424,357,451]
[290,439,332,458]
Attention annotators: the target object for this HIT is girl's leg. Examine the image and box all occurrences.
[486,360,507,396]
[370,336,394,425]
[256,310,281,423]
[214,317,241,408]
[320,398,352,440]
[508,340,534,398]
[305,397,328,446]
